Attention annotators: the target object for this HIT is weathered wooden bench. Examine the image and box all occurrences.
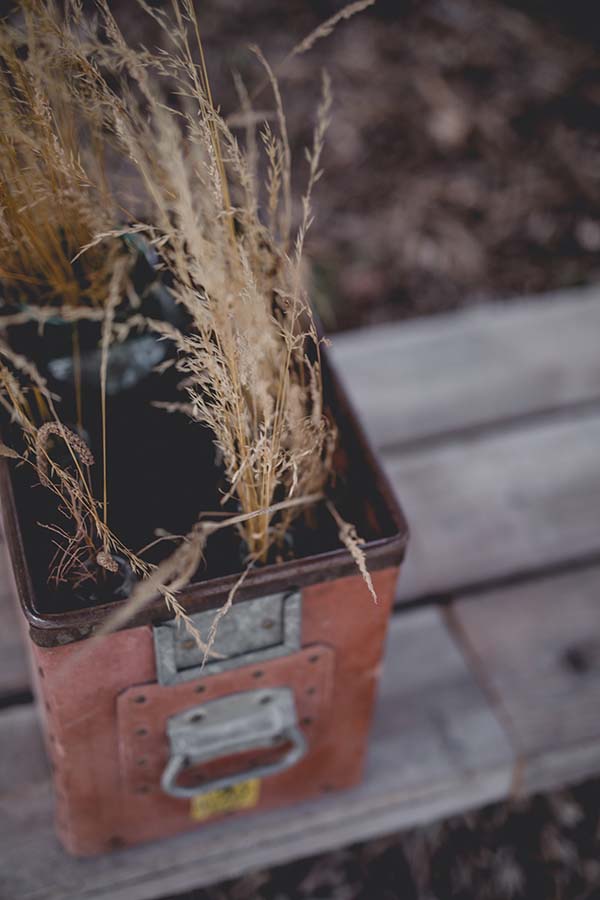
[2,285,600,899]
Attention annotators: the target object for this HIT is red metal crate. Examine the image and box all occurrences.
[1,354,408,855]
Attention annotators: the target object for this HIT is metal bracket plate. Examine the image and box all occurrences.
[117,644,334,802]
[153,590,301,685]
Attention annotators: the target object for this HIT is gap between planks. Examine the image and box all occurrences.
[449,563,600,796]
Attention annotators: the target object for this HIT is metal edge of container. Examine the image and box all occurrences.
[0,346,409,647]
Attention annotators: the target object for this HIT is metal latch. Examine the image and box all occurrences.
[161,687,306,798]
[153,590,301,685]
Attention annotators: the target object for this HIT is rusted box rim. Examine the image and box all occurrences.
[0,350,408,647]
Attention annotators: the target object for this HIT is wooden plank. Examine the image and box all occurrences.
[0,702,49,789]
[0,609,514,900]
[0,541,29,701]
[0,595,28,700]
[451,564,600,795]
[390,411,600,602]
[331,286,600,451]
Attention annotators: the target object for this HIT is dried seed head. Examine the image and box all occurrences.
[36,423,95,486]
[96,551,119,574]
[0,442,19,459]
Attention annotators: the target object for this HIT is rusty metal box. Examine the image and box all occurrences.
[1,357,408,855]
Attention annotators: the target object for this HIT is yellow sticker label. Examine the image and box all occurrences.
[190,779,261,822]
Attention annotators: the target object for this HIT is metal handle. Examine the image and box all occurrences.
[161,688,307,799]
[161,726,306,798]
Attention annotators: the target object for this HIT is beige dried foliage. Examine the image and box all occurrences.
[0,339,189,615]
[96,551,120,574]
[0,442,19,459]
[0,4,147,589]
[284,0,377,62]
[0,342,103,586]
[35,422,95,486]
[74,1,339,565]
[0,2,127,314]
[327,501,378,603]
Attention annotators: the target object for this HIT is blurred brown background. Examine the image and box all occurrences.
[116,0,600,331]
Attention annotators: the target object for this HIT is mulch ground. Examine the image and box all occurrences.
[118,0,600,332]
[191,0,600,332]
